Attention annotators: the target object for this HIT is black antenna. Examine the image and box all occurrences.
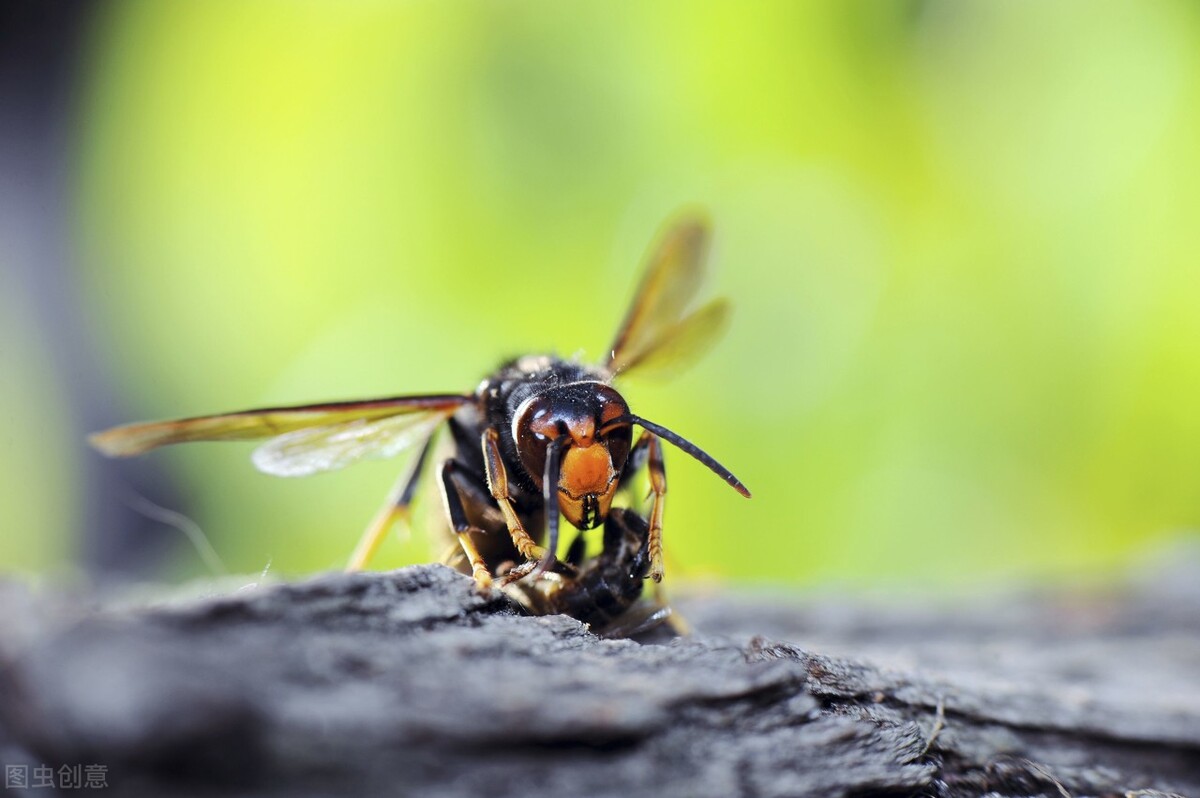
[604,414,751,498]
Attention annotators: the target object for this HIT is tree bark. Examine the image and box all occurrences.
[1,548,1198,798]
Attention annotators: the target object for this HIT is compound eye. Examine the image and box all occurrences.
[595,386,630,430]
[594,386,632,469]
[513,396,562,483]
[526,403,561,442]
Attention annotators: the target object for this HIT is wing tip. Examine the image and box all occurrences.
[89,419,185,457]
[668,205,712,234]
[664,211,711,254]
[88,427,145,457]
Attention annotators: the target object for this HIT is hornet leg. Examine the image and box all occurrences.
[642,431,667,583]
[345,431,438,572]
[481,428,550,564]
[439,458,496,590]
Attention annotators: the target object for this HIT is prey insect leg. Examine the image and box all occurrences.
[481,428,550,564]
[345,431,438,572]
[439,459,495,590]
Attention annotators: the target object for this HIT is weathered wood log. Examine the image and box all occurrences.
[1,548,1198,798]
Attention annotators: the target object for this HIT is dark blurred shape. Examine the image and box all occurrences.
[0,0,185,580]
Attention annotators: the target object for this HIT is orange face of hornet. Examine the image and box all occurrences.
[512,383,633,530]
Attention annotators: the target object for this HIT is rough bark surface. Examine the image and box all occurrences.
[1,548,1198,798]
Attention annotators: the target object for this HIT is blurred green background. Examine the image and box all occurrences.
[4,0,1200,586]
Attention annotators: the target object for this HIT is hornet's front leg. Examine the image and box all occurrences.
[639,431,668,583]
[621,432,667,582]
[481,428,551,568]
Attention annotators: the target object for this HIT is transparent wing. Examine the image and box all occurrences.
[615,298,730,380]
[89,394,470,457]
[250,409,453,477]
[606,212,722,377]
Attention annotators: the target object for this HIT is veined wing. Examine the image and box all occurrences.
[615,298,730,380]
[250,409,454,477]
[606,212,722,377]
[89,394,471,457]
